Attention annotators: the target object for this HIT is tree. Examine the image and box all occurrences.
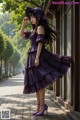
[0,13,16,37]
[2,39,14,77]
[0,29,6,55]
[1,0,45,28]
[20,40,30,65]
[0,0,46,77]
[10,49,20,75]
[12,31,30,64]
[0,29,6,76]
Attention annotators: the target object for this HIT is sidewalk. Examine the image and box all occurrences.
[0,93,74,120]
[0,74,79,120]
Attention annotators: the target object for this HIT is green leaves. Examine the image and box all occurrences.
[0,13,16,37]
[10,48,20,66]
[1,0,45,27]
[0,0,46,68]
[2,39,14,61]
[0,29,6,56]
[0,0,3,3]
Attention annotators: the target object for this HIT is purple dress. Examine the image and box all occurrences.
[23,30,71,94]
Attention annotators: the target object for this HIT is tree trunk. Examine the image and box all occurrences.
[13,65,15,75]
[7,62,8,76]
[1,57,3,76]
[9,63,11,74]
[4,60,8,77]
[0,56,3,76]
[0,61,1,76]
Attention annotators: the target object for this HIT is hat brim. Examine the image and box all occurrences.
[25,7,34,17]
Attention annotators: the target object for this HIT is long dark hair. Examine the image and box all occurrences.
[37,18,57,44]
[33,17,57,44]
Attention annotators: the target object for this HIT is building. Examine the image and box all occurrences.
[45,0,80,111]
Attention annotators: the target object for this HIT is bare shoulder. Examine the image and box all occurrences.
[37,25,45,34]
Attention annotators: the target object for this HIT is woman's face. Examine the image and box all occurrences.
[29,16,37,25]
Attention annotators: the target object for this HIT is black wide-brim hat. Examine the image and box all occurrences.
[25,7,46,20]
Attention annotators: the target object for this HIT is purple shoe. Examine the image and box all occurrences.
[33,112,38,115]
[33,104,40,115]
[36,104,48,116]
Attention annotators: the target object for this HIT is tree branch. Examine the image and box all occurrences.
[15,0,41,8]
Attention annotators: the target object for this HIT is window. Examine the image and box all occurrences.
[59,7,65,98]
[66,8,71,102]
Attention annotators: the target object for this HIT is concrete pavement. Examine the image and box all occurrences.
[0,74,78,120]
[0,74,24,95]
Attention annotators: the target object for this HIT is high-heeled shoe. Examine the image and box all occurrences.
[33,104,40,115]
[36,104,48,116]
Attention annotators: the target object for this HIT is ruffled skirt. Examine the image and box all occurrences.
[23,48,71,94]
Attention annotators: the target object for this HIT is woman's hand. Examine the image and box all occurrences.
[22,17,29,26]
[35,58,39,67]
[20,17,29,37]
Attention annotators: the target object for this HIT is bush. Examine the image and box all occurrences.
[47,84,53,90]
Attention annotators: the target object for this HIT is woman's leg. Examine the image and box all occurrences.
[38,88,45,112]
[35,88,48,115]
[36,91,40,111]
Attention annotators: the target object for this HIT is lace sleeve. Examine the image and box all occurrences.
[36,34,46,44]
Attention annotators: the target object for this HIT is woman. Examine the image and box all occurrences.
[20,7,71,116]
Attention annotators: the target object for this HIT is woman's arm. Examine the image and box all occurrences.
[35,26,45,67]
[20,17,29,38]
[35,43,43,59]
